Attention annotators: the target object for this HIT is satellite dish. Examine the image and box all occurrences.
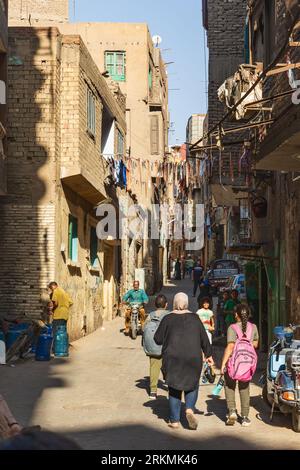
[152,35,162,47]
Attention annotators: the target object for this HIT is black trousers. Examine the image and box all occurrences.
[193,280,202,296]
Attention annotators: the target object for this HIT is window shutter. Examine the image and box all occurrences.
[68,215,78,262]
[150,115,159,154]
[90,227,98,267]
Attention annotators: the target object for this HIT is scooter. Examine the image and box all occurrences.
[262,324,300,432]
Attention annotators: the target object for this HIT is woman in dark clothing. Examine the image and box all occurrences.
[174,259,181,280]
[154,292,213,430]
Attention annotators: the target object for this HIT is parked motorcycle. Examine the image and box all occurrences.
[262,324,300,432]
[130,303,142,340]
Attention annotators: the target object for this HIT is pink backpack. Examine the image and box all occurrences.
[227,323,257,382]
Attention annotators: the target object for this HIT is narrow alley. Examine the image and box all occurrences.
[1,279,300,450]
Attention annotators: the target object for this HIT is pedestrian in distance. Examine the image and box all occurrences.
[174,258,181,280]
[196,297,215,344]
[154,293,213,430]
[180,256,186,279]
[48,282,73,339]
[221,304,259,427]
[185,255,195,279]
[142,295,170,399]
[192,261,204,297]
[216,291,230,337]
[224,289,241,330]
[197,277,212,308]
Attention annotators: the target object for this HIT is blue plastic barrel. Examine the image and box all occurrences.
[35,325,53,361]
[54,325,69,357]
[6,323,28,350]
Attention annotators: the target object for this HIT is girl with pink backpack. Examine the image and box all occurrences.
[220,304,259,427]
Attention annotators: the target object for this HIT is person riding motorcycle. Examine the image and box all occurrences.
[122,280,149,335]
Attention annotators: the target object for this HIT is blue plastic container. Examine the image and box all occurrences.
[54,325,69,357]
[35,325,53,361]
[273,326,285,340]
[6,323,28,350]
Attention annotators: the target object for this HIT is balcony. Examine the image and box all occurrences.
[60,156,109,206]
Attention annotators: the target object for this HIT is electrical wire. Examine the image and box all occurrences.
[190,9,300,151]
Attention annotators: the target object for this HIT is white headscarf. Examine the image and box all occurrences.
[173,292,191,314]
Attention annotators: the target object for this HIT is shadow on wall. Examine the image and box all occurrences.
[0,27,55,320]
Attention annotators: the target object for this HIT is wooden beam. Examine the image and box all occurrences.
[266,62,300,77]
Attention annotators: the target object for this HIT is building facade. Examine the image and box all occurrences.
[0,27,127,339]
[200,0,300,348]
[0,0,7,196]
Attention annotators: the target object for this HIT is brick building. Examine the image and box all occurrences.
[56,21,169,294]
[0,27,127,339]
[199,0,300,348]
[0,0,7,196]
[8,0,169,296]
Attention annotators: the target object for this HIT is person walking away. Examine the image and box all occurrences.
[192,261,204,297]
[221,304,259,427]
[180,256,186,279]
[122,280,149,335]
[224,289,241,330]
[142,295,170,399]
[174,259,181,280]
[154,293,213,430]
[197,278,212,307]
[185,255,195,279]
[48,282,73,339]
[216,291,230,337]
[196,297,215,344]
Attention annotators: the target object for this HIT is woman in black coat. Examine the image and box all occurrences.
[154,292,213,430]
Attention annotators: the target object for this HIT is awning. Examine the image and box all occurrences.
[211,184,247,207]
[226,243,262,257]
[256,106,300,171]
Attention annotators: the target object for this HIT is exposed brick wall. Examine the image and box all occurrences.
[207,0,248,184]
[0,27,127,339]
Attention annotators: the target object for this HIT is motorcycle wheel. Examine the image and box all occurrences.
[292,409,300,433]
[262,383,274,408]
[131,325,137,340]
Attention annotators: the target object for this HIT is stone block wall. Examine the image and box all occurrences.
[9,0,69,26]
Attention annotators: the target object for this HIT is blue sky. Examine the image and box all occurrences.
[70,0,208,145]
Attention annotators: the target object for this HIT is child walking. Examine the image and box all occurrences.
[221,304,259,427]
[196,297,215,344]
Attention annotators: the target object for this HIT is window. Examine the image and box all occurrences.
[87,87,96,136]
[150,115,159,155]
[90,227,99,268]
[117,129,124,157]
[148,66,153,90]
[105,51,126,82]
[68,215,78,263]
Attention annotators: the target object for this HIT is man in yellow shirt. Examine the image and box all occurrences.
[48,282,73,337]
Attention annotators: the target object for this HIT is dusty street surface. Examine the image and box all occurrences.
[1,280,300,450]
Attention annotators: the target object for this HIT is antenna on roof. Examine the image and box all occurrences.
[152,35,162,48]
